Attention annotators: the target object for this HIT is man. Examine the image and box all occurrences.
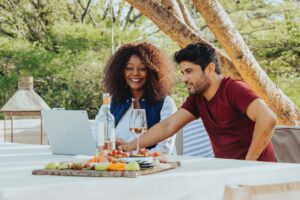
[120,43,277,162]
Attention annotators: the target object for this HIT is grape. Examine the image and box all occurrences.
[58,163,71,170]
[45,162,59,169]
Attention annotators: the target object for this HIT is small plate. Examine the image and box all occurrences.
[130,154,145,157]
[123,157,154,163]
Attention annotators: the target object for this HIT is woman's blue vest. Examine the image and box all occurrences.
[110,97,165,149]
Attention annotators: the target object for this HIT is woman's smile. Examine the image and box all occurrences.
[124,55,147,91]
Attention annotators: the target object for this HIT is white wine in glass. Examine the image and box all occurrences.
[129,109,147,152]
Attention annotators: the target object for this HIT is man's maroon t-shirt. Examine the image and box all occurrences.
[181,77,276,162]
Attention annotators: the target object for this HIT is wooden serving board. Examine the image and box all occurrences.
[32,161,180,178]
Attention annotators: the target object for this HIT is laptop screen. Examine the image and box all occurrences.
[42,110,97,156]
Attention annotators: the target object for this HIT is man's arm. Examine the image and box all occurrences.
[120,108,196,152]
[245,99,277,160]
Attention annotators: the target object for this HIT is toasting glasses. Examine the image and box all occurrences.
[129,109,147,152]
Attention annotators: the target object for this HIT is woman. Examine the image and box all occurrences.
[100,42,177,155]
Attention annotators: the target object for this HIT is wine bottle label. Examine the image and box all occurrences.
[97,122,105,146]
[110,128,116,142]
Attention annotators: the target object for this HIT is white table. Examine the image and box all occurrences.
[1,142,300,200]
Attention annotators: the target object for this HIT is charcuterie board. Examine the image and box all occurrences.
[32,161,180,178]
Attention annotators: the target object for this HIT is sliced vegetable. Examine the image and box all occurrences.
[107,162,126,171]
[125,162,140,171]
[95,163,109,171]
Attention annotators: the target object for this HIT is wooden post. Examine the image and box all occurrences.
[40,117,43,145]
[3,117,6,142]
[10,116,13,143]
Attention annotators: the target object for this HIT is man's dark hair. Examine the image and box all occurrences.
[174,43,221,74]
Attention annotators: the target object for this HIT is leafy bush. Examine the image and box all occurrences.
[0,24,112,118]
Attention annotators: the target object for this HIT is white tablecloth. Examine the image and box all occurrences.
[1,142,300,200]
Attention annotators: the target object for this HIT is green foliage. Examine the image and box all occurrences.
[231,1,300,77]
[220,0,300,107]
[0,23,113,118]
[275,76,300,107]
[0,0,178,118]
[0,0,299,120]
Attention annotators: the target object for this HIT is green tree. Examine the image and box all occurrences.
[0,0,299,119]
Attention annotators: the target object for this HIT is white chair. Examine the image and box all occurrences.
[176,119,214,157]
[224,182,300,200]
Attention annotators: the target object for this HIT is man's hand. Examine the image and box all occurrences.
[115,138,126,150]
[120,109,195,152]
[118,142,136,152]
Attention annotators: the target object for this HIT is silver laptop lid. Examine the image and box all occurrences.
[42,110,96,156]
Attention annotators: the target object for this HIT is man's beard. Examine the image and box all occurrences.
[187,76,210,95]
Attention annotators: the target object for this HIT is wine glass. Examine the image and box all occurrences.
[129,109,147,153]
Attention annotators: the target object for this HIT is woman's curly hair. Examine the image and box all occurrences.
[102,42,175,104]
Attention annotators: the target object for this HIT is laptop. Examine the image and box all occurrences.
[41,110,97,156]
